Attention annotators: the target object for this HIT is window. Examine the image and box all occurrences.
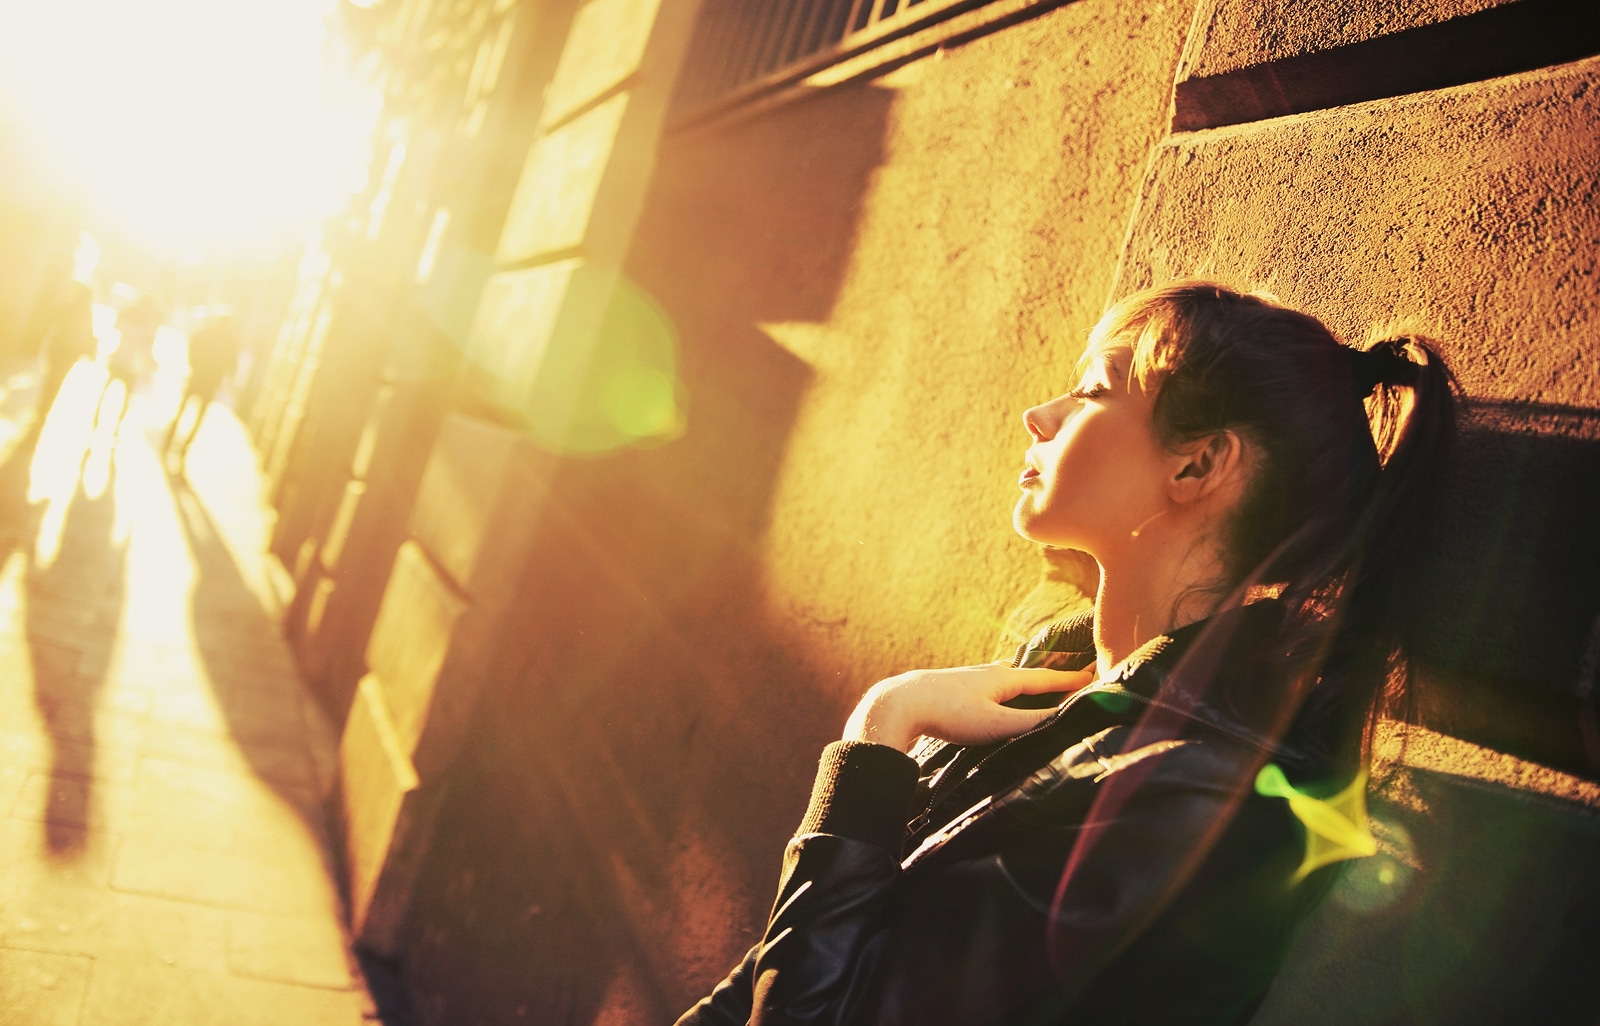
[670,0,1054,130]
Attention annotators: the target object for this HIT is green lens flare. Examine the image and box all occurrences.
[470,271,686,454]
[1255,762,1378,882]
[552,276,685,454]
[602,364,678,439]
[1088,689,1133,713]
[1331,813,1415,913]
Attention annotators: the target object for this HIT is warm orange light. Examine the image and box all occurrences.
[0,0,379,254]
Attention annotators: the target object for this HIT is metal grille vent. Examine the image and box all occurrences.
[670,0,1004,128]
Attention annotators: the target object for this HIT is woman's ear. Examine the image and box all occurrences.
[1168,430,1248,505]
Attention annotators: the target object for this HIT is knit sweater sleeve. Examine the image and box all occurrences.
[796,740,921,851]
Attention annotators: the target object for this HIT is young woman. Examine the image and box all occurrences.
[677,282,1457,1026]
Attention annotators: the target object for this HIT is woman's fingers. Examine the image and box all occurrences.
[999,666,1094,696]
[992,703,1061,734]
[950,703,1059,747]
[845,664,1096,750]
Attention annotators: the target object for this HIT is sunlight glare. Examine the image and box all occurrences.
[0,0,378,254]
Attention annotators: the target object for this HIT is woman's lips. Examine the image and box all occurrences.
[1019,467,1040,487]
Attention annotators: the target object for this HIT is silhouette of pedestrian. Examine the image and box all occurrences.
[96,293,161,435]
[164,310,240,472]
[34,280,98,422]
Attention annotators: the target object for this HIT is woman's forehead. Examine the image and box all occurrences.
[1082,343,1133,381]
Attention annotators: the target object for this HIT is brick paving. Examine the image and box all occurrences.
[0,356,374,1024]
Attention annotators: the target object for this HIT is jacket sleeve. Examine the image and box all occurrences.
[674,741,917,1026]
[677,734,1293,1026]
[674,944,760,1026]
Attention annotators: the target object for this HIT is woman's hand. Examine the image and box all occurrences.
[842,665,1094,753]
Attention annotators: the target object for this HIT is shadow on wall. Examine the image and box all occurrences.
[1409,398,1600,774]
[391,83,899,1026]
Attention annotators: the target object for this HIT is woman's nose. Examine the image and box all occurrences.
[1023,403,1054,442]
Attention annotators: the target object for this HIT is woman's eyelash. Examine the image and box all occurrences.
[1066,384,1108,401]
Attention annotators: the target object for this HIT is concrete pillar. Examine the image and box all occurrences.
[461,0,703,448]
[342,414,554,953]
[339,0,703,954]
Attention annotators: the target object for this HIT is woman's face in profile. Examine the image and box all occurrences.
[1013,345,1173,559]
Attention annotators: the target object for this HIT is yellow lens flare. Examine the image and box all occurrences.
[0,0,377,255]
[1254,762,1379,883]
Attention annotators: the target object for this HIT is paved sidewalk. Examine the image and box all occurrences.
[0,357,375,1024]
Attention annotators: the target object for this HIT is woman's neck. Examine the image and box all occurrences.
[1091,545,1227,679]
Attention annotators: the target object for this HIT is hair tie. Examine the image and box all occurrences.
[1347,339,1419,397]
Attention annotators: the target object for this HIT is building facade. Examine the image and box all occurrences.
[248,0,1600,1022]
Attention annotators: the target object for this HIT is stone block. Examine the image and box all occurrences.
[0,816,115,889]
[463,260,630,447]
[1119,56,1600,400]
[317,478,367,574]
[498,92,631,264]
[1174,0,1600,130]
[0,948,92,1026]
[463,259,618,427]
[12,770,109,830]
[1171,0,1600,129]
[296,378,451,725]
[464,259,580,413]
[339,674,418,944]
[79,962,364,1026]
[125,757,322,858]
[112,833,337,916]
[0,881,230,973]
[363,540,466,758]
[1184,0,1513,80]
[226,907,353,990]
[0,759,26,811]
[407,415,556,599]
[131,723,313,792]
[542,0,663,125]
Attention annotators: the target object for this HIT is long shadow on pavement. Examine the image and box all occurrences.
[166,474,328,840]
[0,414,128,858]
[26,445,125,855]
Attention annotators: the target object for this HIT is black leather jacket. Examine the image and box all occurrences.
[677,603,1339,1026]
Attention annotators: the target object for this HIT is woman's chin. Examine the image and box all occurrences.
[1011,499,1037,540]
[1012,504,1061,547]
[1013,509,1095,557]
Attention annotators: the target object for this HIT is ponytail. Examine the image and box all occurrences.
[1345,335,1459,644]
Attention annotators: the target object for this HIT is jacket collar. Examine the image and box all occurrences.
[1018,601,1314,765]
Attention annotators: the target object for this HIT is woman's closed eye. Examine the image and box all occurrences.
[1066,383,1108,402]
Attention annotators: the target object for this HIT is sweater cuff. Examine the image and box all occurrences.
[796,740,920,852]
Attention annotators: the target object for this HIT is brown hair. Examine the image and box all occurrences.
[1089,281,1458,768]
